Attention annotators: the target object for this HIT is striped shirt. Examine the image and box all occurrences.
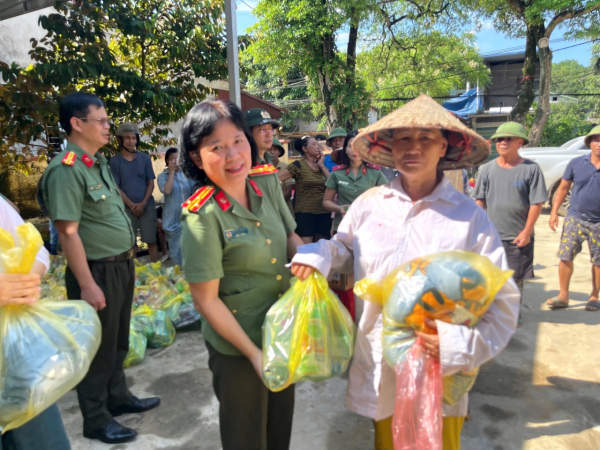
[286,159,329,214]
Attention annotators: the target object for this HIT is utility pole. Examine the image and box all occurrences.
[224,0,241,107]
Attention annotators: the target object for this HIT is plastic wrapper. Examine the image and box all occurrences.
[0,224,101,433]
[262,273,355,392]
[144,275,178,309]
[131,304,175,349]
[158,292,200,329]
[393,341,443,450]
[40,280,67,301]
[123,323,147,368]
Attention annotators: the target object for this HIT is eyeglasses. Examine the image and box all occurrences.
[256,128,274,135]
[77,117,113,126]
[495,137,514,143]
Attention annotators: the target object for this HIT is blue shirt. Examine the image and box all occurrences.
[109,152,155,203]
[564,154,600,223]
[323,154,337,172]
[157,169,195,233]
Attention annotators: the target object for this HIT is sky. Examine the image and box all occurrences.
[234,1,593,67]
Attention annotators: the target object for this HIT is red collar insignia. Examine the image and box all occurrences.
[182,186,215,213]
[249,164,278,176]
[366,163,381,170]
[61,151,77,166]
[81,153,94,168]
[332,164,347,172]
[249,179,263,197]
[214,191,232,211]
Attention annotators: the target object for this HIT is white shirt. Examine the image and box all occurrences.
[0,197,50,273]
[292,176,520,419]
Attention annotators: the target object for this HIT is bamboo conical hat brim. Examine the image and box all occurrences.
[353,94,490,170]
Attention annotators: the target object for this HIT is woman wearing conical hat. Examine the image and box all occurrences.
[290,95,520,449]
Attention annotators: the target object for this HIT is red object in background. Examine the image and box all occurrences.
[333,288,355,321]
[468,178,475,188]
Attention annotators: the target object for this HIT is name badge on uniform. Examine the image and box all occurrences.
[224,227,249,239]
[338,181,350,185]
[89,184,103,191]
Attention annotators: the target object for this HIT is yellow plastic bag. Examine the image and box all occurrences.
[158,292,200,329]
[355,251,513,405]
[262,273,355,392]
[131,304,175,349]
[0,224,101,433]
[123,323,147,368]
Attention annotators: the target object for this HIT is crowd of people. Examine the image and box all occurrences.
[1,89,600,450]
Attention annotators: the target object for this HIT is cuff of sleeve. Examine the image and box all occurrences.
[437,320,468,378]
[185,269,224,284]
[291,243,332,278]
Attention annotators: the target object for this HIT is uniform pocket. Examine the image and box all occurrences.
[87,186,113,217]
[221,287,273,344]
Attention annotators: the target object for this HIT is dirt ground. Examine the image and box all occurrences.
[60,211,600,449]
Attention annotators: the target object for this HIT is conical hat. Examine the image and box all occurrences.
[354,94,490,170]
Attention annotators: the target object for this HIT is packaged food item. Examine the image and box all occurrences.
[124,324,147,368]
[131,304,175,349]
[262,273,355,392]
[0,224,101,433]
[158,292,200,329]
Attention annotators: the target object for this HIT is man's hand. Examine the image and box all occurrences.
[250,349,264,378]
[415,318,440,360]
[549,213,559,232]
[81,283,106,311]
[130,203,145,216]
[291,263,317,281]
[512,230,532,248]
[0,273,41,306]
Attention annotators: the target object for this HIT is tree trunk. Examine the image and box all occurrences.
[318,31,339,129]
[345,9,359,130]
[528,45,552,147]
[510,26,538,124]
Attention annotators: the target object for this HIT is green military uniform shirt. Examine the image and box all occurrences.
[42,142,135,260]
[325,163,388,232]
[181,168,296,356]
[258,150,274,165]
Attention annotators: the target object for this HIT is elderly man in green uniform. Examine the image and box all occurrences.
[244,107,280,165]
[43,92,160,445]
[323,127,347,171]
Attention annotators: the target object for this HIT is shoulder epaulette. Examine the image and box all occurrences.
[182,186,215,213]
[62,151,77,166]
[332,164,347,171]
[249,164,278,176]
[366,163,382,170]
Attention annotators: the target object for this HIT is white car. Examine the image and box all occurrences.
[519,136,590,216]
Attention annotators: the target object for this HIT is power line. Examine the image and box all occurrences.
[238,0,255,11]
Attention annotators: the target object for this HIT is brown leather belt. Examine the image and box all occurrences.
[89,248,135,262]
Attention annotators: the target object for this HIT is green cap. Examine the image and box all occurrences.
[272,136,285,157]
[490,122,529,145]
[244,108,280,129]
[584,125,600,148]
[326,127,347,147]
[116,122,140,136]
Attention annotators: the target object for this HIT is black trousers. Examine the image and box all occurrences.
[65,259,135,432]
[206,342,295,450]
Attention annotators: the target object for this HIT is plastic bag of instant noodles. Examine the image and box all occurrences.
[354,251,513,450]
[0,223,101,433]
[262,272,355,392]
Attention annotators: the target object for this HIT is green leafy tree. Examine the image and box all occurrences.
[0,0,228,169]
[474,0,600,146]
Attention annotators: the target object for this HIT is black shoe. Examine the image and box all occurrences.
[83,420,138,444]
[109,396,161,417]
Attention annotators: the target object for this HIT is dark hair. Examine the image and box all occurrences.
[59,92,105,136]
[294,136,315,155]
[338,130,359,167]
[179,100,258,184]
[315,134,327,141]
[165,147,178,165]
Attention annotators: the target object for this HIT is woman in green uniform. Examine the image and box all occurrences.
[179,100,303,450]
[323,131,388,234]
[278,136,331,243]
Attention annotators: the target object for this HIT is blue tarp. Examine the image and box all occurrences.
[442,89,483,119]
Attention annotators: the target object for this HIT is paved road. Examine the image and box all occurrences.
[60,212,600,449]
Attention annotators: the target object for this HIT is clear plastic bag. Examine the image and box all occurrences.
[393,341,443,450]
[158,292,200,329]
[131,304,175,349]
[123,323,147,368]
[0,224,101,433]
[262,272,355,392]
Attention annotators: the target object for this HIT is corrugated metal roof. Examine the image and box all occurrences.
[0,0,62,21]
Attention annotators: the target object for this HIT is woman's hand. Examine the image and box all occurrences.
[0,273,41,306]
[338,204,349,215]
[415,318,440,360]
[291,263,316,281]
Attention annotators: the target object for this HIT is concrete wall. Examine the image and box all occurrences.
[487,61,541,109]
[0,7,54,67]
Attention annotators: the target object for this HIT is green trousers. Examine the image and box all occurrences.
[65,259,135,432]
[206,342,295,450]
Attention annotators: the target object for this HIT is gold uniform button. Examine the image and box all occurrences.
[276,275,282,281]
[232,309,237,314]
[278,294,282,298]
[266,239,272,245]
[101,195,106,199]
[256,221,261,227]
[271,258,277,264]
